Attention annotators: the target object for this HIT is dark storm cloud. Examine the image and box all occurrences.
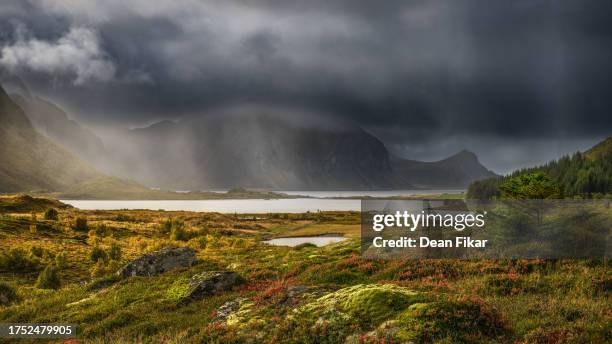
[0,0,611,171]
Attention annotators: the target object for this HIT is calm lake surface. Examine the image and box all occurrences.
[279,189,464,198]
[263,236,347,247]
[61,199,360,213]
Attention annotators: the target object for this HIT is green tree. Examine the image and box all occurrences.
[499,172,561,225]
[499,172,561,199]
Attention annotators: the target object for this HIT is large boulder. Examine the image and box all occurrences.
[183,271,243,301]
[117,247,196,277]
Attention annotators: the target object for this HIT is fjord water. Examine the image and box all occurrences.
[279,189,464,198]
[263,236,347,247]
[60,198,361,213]
[61,189,461,213]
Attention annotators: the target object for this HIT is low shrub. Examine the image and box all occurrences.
[90,246,108,263]
[55,252,67,269]
[160,218,174,234]
[0,248,40,272]
[44,208,59,220]
[30,246,45,258]
[108,243,122,261]
[36,265,61,289]
[74,217,88,232]
[171,227,189,241]
[0,282,18,306]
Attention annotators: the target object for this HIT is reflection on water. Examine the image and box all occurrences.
[263,236,347,247]
[60,199,360,213]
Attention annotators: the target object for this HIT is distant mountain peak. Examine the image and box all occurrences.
[445,149,478,162]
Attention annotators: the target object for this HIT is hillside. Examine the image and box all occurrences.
[391,150,497,188]
[11,93,108,168]
[467,136,612,199]
[0,85,104,192]
[585,137,612,160]
[0,194,71,213]
[0,84,158,198]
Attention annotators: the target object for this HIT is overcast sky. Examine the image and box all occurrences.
[1,0,611,173]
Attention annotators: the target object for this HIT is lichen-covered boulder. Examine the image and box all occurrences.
[117,247,196,277]
[168,271,244,303]
[215,297,248,321]
[185,271,243,300]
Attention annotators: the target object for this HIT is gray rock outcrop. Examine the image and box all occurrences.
[117,247,196,277]
[183,271,243,302]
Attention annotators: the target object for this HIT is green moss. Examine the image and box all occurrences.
[166,276,191,302]
[300,284,427,328]
[396,298,509,343]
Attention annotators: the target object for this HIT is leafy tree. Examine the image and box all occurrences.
[497,172,561,226]
[499,172,561,199]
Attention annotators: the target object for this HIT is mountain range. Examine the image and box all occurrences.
[0,82,498,196]
[103,110,496,190]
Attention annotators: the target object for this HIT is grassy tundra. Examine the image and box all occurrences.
[0,195,609,343]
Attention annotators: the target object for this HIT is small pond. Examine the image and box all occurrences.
[263,236,347,247]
